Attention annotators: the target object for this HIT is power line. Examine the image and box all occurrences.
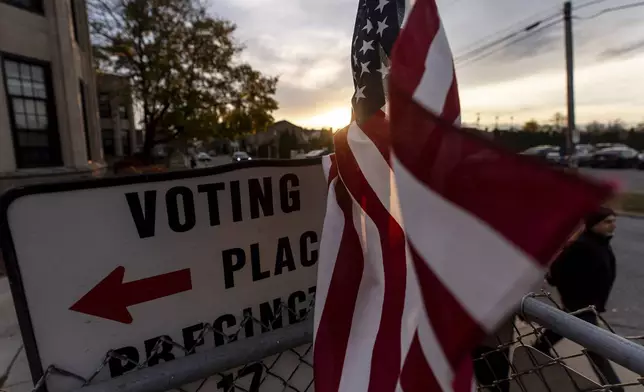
[454,13,561,63]
[456,18,564,67]
[454,0,644,69]
[574,0,644,19]
[573,0,611,10]
[453,6,561,57]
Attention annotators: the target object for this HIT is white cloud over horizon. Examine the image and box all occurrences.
[210,0,644,129]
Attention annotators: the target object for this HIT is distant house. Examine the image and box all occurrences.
[97,73,142,159]
[245,120,323,158]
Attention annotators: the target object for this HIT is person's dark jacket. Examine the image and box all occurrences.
[547,231,616,312]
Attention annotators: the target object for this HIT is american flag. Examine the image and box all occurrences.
[313,0,613,391]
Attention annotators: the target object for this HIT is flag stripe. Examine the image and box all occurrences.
[392,156,544,331]
[399,335,444,392]
[313,180,365,392]
[389,86,612,267]
[411,23,454,115]
[408,242,484,366]
[313,178,345,340]
[344,121,458,391]
[334,129,406,392]
[416,308,454,391]
[322,154,338,183]
[314,0,614,391]
[338,200,386,392]
[389,0,612,268]
[351,112,391,163]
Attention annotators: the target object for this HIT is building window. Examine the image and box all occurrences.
[119,104,128,119]
[102,130,114,156]
[2,56,61,168]
[98,93,111,118]
[1,0,44,14]
[79,80,90,160]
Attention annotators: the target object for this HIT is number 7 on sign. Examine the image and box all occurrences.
[217,363,263,392]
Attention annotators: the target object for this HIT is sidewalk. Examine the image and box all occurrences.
[0,278,31,391]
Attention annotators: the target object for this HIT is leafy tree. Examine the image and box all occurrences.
[606,119,625,132]
[89,0,278,160]
[586,121,606,133]
[523,120,540,132]
[551,112,566,130]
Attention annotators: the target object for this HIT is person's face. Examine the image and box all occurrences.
[591,215,617,237]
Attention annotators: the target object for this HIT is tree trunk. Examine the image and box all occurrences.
[141,123,156,164]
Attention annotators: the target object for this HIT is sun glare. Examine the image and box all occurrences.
[298,107,351,131]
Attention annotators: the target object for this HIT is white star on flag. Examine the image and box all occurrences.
[377,17,389,37]
[360,61,371,76]
[375,0,389,13]
[362,19,373,34]
[353,85,366,102]
[360,39,374,55]
[353,53,358,66]
[377,63,389,78]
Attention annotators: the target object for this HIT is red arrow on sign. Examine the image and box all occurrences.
[70,266,192,324]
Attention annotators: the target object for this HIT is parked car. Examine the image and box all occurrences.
[232,151,252,162]
[572,144,596,167]
[196,152,212,162]
[303,149,329,158]
[594,143,626,150]
[520,145,562,165]
[637,152,644,170]
[589,146,640,168]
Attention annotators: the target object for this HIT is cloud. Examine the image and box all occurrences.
[207,0,644,125]
[597,38,644,60]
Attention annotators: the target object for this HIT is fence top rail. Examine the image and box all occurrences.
[64,294,644,392]
[521,295,644,376]
[68,319,313,392]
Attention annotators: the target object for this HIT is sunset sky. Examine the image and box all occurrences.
[211,0,644,130]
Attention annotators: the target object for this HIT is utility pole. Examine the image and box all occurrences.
[476,113,481,129]
[495,115,499,130]
[564,1,578,167]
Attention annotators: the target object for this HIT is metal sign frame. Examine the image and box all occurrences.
[0,158,322,390]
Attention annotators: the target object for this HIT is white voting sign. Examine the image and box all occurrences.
[0,160,327,392]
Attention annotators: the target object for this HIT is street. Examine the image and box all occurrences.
[581,168,644,193]
[604,216,644,336]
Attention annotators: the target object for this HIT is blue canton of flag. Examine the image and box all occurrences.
[351,0,405,124]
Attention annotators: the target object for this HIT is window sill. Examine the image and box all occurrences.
[0,162,107,180]
[1,2,45,15]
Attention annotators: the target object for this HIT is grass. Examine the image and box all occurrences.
[611,193,644,215]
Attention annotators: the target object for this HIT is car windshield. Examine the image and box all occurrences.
[233,152,249,158]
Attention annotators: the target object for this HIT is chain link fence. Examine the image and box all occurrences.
[36,301,314,392]
[23,291,644,392]
[474,291,644,392]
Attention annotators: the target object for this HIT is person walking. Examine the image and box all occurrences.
[534,206,623,390]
